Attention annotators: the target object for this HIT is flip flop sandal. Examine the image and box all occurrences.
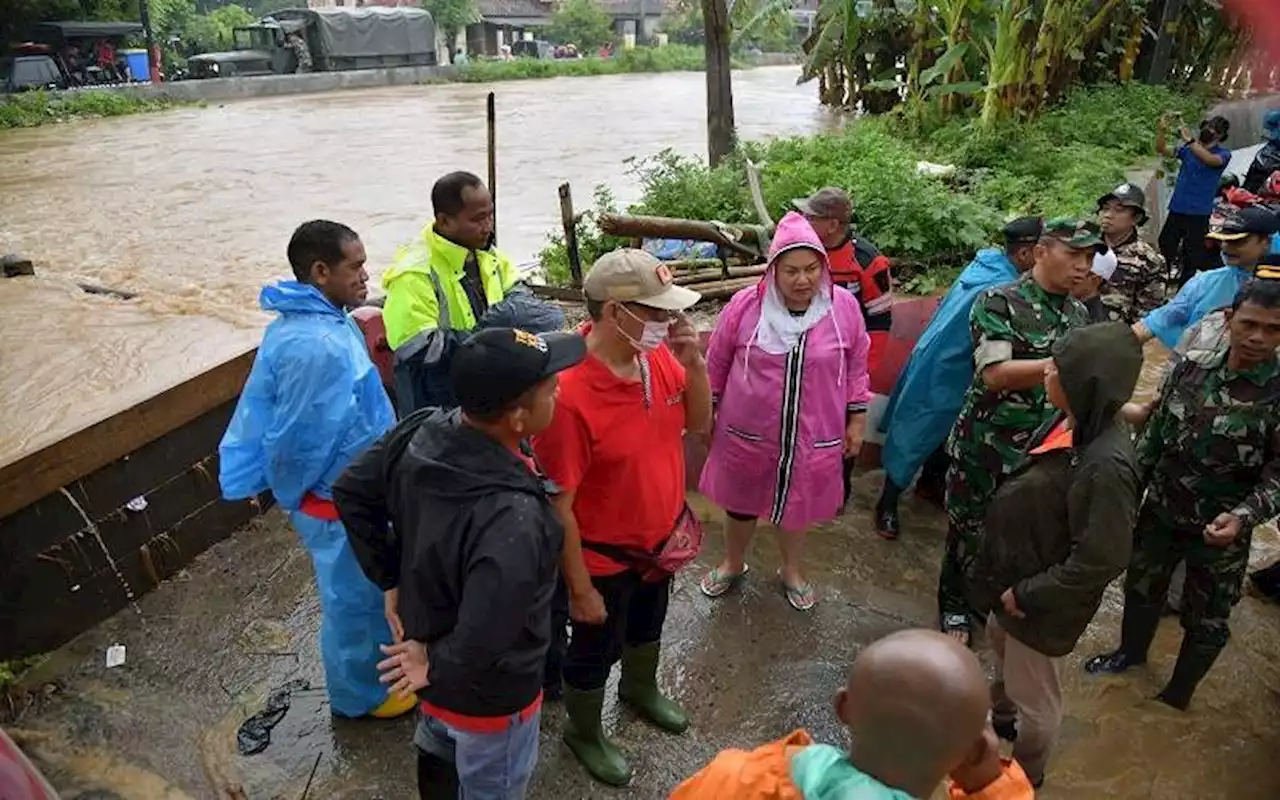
[700,564,750,598]
[941,613,973,647]
[777,569,817,611]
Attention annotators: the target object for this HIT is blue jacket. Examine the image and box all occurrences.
[219,281,395,510]
[878,248,1019,489]
[1142,265,1253,350]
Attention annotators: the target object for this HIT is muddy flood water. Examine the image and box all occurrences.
[9,476,1280,800]
[0,66,832,465]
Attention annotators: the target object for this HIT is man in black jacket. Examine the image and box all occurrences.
[333,327,586,800]
[970,322,1143,789]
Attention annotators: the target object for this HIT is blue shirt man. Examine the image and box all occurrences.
[1138,206,1280,349]
[1158,115,1232,285]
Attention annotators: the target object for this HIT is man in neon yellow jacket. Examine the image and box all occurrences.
[383,171,520,412]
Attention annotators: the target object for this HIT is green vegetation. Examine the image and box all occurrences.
[545,0,615,53]
[422,0,480,62]
[455,44,718,82]
[802,0,1242,124]
[0,89,181,130]
[661,0,796,53]
[538,81,1212,291]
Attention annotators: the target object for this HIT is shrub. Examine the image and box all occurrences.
[454,44,711,83]
[0,90,179,130]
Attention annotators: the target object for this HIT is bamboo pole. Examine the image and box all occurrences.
[557,183,583,287]
[673,265,766,285]
[683,275,762,301]
[597,214,763,259]
[487,92,497,241]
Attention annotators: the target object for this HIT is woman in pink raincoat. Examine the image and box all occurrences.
[698,211,871,610]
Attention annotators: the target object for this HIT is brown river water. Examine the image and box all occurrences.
[0,66,833,465]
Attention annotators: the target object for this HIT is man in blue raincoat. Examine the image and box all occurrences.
[1135,206,1280,349]
[219,220,414,720]
[873,218,1042,539]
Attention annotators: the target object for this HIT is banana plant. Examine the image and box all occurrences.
[979,0,1032,124]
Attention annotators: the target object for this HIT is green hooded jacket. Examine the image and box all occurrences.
[973,322,1143,657]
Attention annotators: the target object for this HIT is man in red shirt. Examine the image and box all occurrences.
[794,187,894,506]
[533,249,713,787]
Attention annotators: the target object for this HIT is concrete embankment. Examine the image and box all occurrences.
[36,52,799,105]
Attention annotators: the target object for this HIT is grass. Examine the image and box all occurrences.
[455,44,730,83]
[0,89,180,130]
[538,81,1215,293]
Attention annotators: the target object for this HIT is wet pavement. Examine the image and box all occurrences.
[10,470,1280,800]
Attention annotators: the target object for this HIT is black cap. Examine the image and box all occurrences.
[1002,216,1044,245]
[450,328,586,415]
[1207,205,1280,241]
[1097,182,1148,219]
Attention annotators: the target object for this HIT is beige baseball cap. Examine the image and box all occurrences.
[582,249,701,311]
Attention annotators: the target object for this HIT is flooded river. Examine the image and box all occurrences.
[0,66,831,464]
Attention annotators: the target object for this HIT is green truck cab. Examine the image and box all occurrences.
[187,6,436,80]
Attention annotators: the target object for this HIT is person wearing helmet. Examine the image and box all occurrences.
[1243,109,1280,194]
[1096,183,1167,323]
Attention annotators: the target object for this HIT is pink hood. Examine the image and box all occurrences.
[763,211,832,283]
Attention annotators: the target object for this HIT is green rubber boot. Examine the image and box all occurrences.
[562,685,632,787]
[619,642,689,734]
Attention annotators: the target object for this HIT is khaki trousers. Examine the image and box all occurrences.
[986,613,1063,785]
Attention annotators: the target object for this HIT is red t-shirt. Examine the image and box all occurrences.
[532,341,688,577]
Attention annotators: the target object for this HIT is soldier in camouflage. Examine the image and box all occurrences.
[1097,183,1168,324]
[1084,276,1280,710]
[939,218,1098,643]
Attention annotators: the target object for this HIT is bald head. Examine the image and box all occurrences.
[837,630,990,797]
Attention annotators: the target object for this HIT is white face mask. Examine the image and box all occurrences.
[619,304,669,353]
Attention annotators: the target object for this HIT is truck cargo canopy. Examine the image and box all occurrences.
[273,7,435,59]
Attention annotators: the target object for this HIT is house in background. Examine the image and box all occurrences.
[306,0,673,58]
[467,0,671,56]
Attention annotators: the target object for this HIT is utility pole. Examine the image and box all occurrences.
[138,0,162,82]
[1146,0,1186,85]
[702,0,736,167]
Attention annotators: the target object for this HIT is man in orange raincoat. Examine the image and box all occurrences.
[671,630,1034,800]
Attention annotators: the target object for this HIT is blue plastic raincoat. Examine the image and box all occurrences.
[219,281,396,717]
[878,248,1019,489]
[1141,265,1253,349]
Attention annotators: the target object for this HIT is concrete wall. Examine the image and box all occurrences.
[1207,93,1280,148]
[112,64,458,103]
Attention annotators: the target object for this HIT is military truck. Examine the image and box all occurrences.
[187,6,435,79]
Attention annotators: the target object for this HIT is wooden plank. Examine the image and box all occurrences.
[0,349,257,520]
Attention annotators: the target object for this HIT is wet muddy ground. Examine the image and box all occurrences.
[10,470,1280,799]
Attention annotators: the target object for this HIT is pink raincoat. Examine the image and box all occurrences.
[699,213,871,531]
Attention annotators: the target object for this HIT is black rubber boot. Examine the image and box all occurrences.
[874,479,902,540]
[1156,635,1223,711]
[1084,597,1162,675]
[416,749,459,800]
[563,685,632,786]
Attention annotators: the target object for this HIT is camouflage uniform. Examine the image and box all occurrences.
[289,35,312,73]
[1100,230,1168,324]
[1121,347,1280,692]
[939,272,1089,622]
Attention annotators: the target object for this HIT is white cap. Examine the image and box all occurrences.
[1091,248,1118,282]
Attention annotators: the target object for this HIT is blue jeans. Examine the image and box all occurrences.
[413,708,541,800]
